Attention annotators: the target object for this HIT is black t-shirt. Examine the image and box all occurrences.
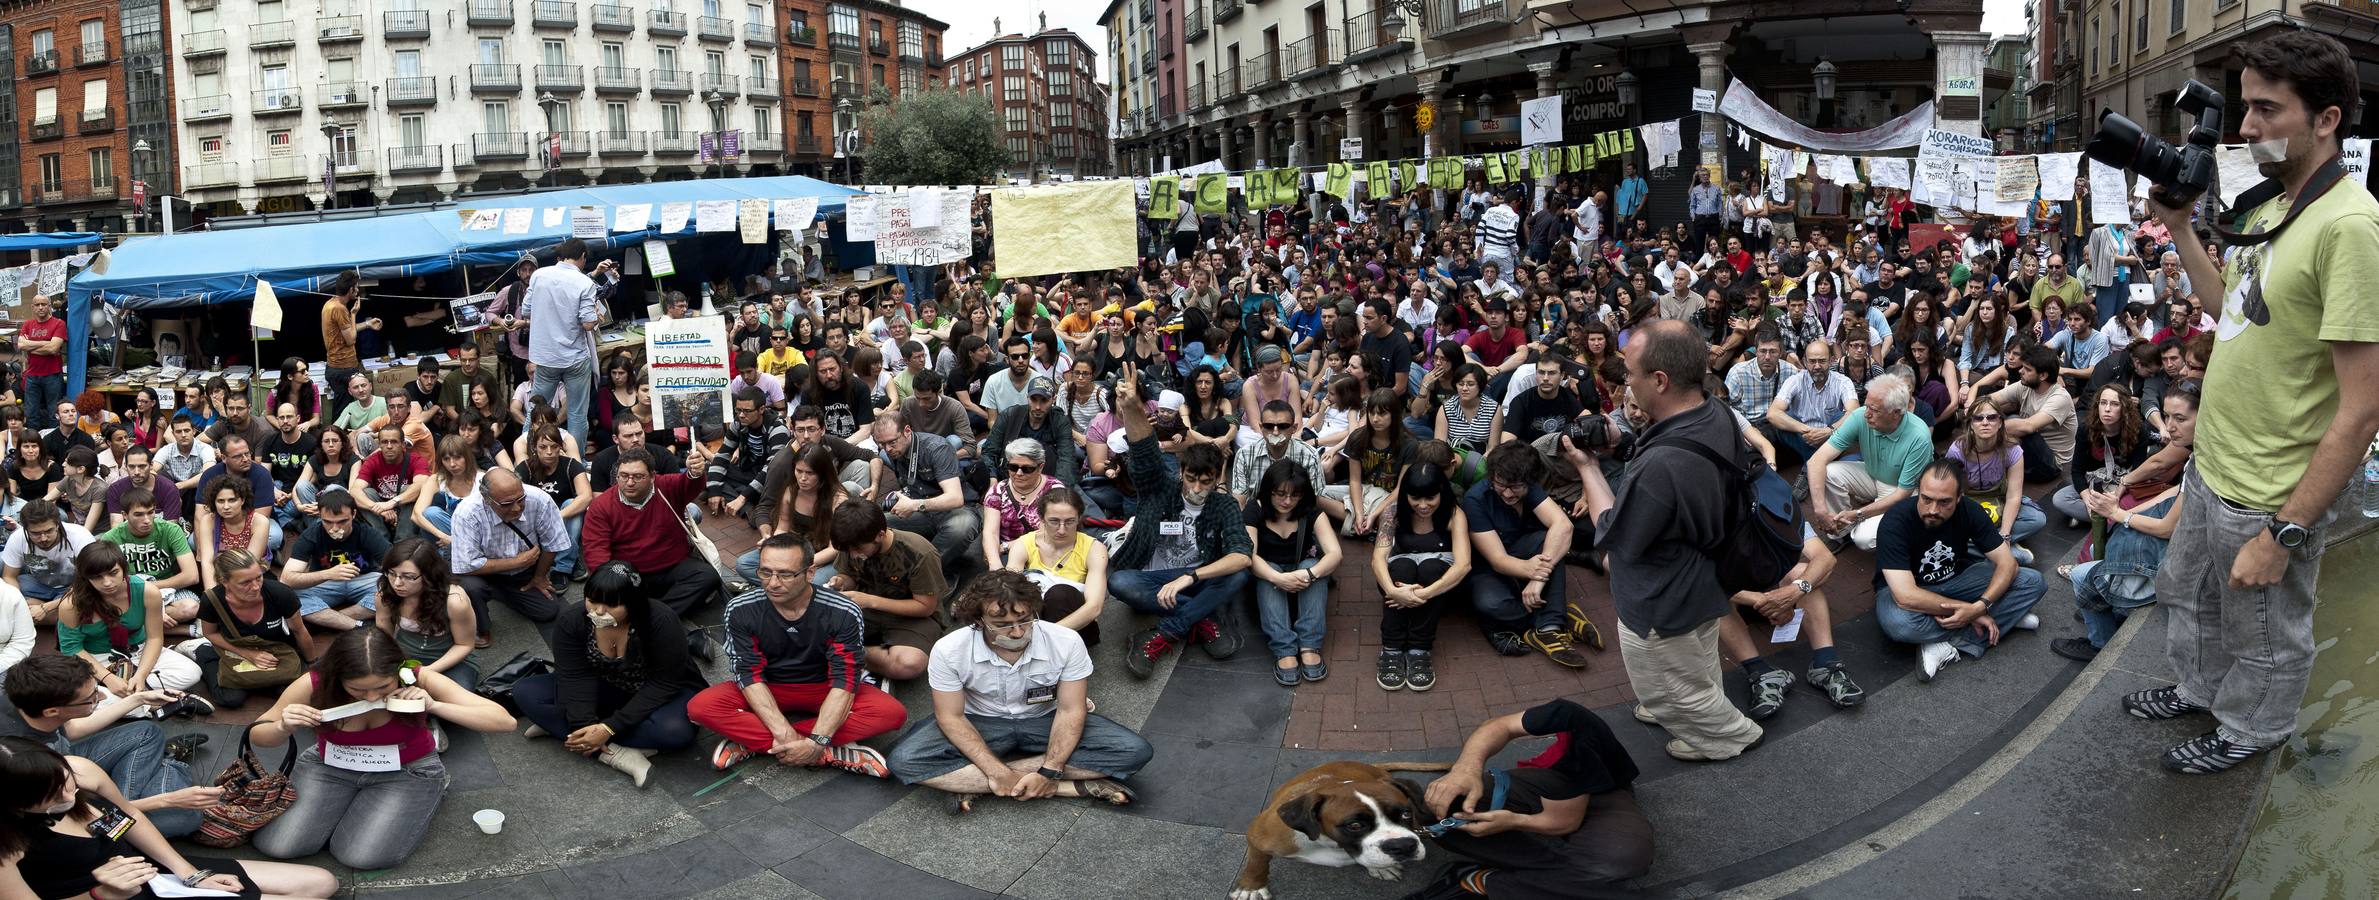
[1358,330,1415,391]
[1352,435,1414,491]
[290,521,392,576]
[1503,387,1585,445]
[1241,499,1319,568]
[10,461,59,503]
[816,380,877,441]
[519,457,587,509]
[261,432,317,489]
[1516,699,1638,800]
[402,381,441,415]
[195,581,304,644]
[1874,496,2002,589]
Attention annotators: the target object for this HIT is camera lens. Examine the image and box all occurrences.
[2085,110,2150,171]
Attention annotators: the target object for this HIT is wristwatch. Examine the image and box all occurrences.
[1035,766,1065,780]
[1792,579,1815,595]
[809,732,834,748]
[2269,519,2311,550]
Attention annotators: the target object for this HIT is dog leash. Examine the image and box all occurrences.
[1424,769,1511,837]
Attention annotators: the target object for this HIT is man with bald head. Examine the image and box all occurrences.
[448,467,571,638]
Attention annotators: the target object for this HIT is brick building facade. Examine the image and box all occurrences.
[777,0,945,179]
[1,0,173,234]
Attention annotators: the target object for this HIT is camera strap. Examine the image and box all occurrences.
[2210,158,2349,247]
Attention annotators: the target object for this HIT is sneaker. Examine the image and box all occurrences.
[2160,731,2269,775]
[433,720,448,753]
[1189,618,1242,660]
[1377,650,1408,691]
[598,744,653,789]
[156,693,215,720]
[1806,662,1866,708]
[858,670,886,690]
[1394,864,1484,900]
[712,739,757,770]
[2123,685,2210,720]
[163,734,208,766]
[2012,545,2036,567]
[1403,650,1436,692]
[1631,705,1660,726]
[1487,631,1529,657]
[818,743,891,779]
[1791,468,1811,503]
[1124,629,1177,679]
[2050,637,2101,662]
[1918,641,1959,682]
[1299,659,1329,683]
[1745,668,1796,720]
[1666,736,1760,762]
[2013,613,2042,631]
[1525,627,1590,668]
[1563,606,1605,651]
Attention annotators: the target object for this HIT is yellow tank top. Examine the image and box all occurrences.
[1023,532,1094,584]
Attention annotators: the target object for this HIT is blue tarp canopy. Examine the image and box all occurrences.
[0,232,104,252]
[64,175,859,393]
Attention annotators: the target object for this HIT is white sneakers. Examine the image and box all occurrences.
[2014,614,2041,631]
[1919,642,1960,682]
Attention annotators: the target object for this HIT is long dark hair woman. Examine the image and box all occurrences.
[734,444,848,587]
[0,736,339,899]
[1369,462,1470,692]
[371,537,482,684]
[510,561,708,788]
[1245,459,1343,687]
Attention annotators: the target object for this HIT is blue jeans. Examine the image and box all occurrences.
[298,574,380,616]
[2002,496,2047,545]
[2068,560,2134,648]
[71,720,198,837]
[534,354,596,447]
[19,576,67,602]
[1255,559,1329,659]
[1112,566,1251,640]
[1468,530,1567,635]
[422,506,454,544]
[1874,562,2046,658]
[26,373,64,430]
[555,515,583,576]
[887,712,1154,785]
[511,675,700,752]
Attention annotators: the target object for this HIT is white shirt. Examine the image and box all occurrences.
[2,525,95,596]
[926,621,1092,719]
[524,260,600,368]
[1398,297,1439,333]
[0,581,32,673]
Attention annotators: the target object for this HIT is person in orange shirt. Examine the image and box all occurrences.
[366,388,435,461]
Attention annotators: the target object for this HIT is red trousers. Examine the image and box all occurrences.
[688,680,908,751]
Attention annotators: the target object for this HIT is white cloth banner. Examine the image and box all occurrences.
[2036,153,2082,202]
[1719,80,1936,152]
[1639,120,1683,168]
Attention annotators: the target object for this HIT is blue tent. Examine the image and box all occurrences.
[65,176,859,393]
[0,232,104,252]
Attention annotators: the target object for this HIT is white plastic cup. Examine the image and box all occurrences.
[473,809,505,835]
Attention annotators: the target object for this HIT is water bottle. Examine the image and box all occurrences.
[2363,444,2379,518]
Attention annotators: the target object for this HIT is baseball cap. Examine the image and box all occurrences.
[1483,297,1510,313]
[1027,376,1057,399]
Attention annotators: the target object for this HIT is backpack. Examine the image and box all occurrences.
[1656,416,1805,595]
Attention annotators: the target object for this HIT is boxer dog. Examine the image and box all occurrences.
[1229,760,1453,899]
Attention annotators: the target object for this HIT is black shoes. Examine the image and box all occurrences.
[164,734,209,765]
[2050,637,2102,662]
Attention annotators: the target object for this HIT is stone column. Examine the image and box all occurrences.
[1218,118,1238,170]
[1690,41,1731,179]
[1932,31,1992,138]
[1339,93,1365,163]
[1290,107,1312,167]
[1529,60,1560,207]
[1251,110,1273,168]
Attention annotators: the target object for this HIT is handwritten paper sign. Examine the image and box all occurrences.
[570,206,607,239]
[844,194,880,241]
[613,203,652,232]
[643,240,676,277]
[645,316,730,432]
[873,191,973,266]
[773,197,818,232]
[738,198,770,244]
[659,202,692,234]
[693,200,736,233]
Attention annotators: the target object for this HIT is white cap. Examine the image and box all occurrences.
[1156,390,1186,412]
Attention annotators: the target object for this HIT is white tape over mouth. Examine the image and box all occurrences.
[2247,138,2291,163]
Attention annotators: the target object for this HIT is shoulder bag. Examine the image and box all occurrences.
[193,723,298,848]
[201,590,304,692]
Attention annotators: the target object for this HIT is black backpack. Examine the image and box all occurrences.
[1657,417,1806,595]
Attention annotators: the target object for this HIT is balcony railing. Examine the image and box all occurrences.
[316,16,364,42]
[544,132,590,157]
[25,50,58,76]
[471,64,523,92]
[321,150,374,177]
[747,134,782,154]
[1185,3,1208,41]
[1425,0,1518,39]
[473,132,530,159]
[1140,48,1154,74]
[649,69,692,94]
[181,95,234,121]
[254,155,311,183]
[699,73,739,96]
[318,82,368,108]
[468,0,515,25]
[596,130,646,155]
[648,9,686,35]
[829,78,860,99]
[795,135,821,154]
[594,66,640,93]
[790,76,819,97]
[32,178,119,203]
[253,87,305,113]
[388,76,438,105]
[383,10,430,37]
[28,118,62,141]
[868,37,888,55]
[1341,8,1410,60]
[1214,0,1243,22]
[533,0,577,28]
[1188,80,1208,110]
[787,26,816,45]
[696,15,733,40]
[1222,69,1242,98]
[592,3,635,31]
[535,64,586,91]
[651,132,698,154]
[743,22,775,45]
[1284,31,1332,77]
[828,32,860,52]
[185,162,240,187]
[77,109,115,133]
[745,75,779,98]
[181,30,227,56]
[1161,26,1175,56]
[77,41,109,66]
[389,145,444,172]
[249,20,296,47]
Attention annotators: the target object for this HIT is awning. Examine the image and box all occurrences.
[0,232,104,252]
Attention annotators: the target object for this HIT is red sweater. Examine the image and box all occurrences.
[581,473,704,572]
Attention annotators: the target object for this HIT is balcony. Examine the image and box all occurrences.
[829,78,861,99]
[184,162,240,188]
[594,66,640,93]
[181,94,233,121]
[596,130,646,156]
[743,22,776,46]
[535,64,585,92]
[745,75,779,98]
[696,15,733,41]
[473,132,530,159]
[579,3,633,31]
[1214,0,1242,23]
[543,132,590,158]
[1221,69,1242,99]
[650,68,692,94]
[1140,48,1154,74]
[1188,80,1208,110]
[1161,26,1174,56]
[795,135,821,155]
[533,0,577,27]
[318,82,368,108]
[32,178,119,203]
[253,87,305,114]
[699,73,740,96]
[828,32,860,53]
[77,41,109,66]
[868,37,888,56]
[254,155,310,183]
[387,76,438,106]
[747,134,782,155]
[28,117,62,141]
[471,64,523,92]
[1341,9,1410,62]
[651,132,698,155]
[790,76,819,97]
[1185,4,1208,41]
[26,50,59,76]
[927,50,943,67]
[1424,0,1518,40]
[467,0,515,26]
[181,30,227,56]
[787,26,816,46]
[249,20,296,47]
[388,145,444,172]
[321,150,374,178]
[383,10,431,38]
[1284,31,1332,78]
[316,15,364,43]
[648,9,686,35]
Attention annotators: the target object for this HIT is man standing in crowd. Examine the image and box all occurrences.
[319,273,380,423]
[691,534,900,776]
[19,295,68,430]
[582,446,723,616]
[1617,162,1649,222]
[1873,460,2046,682]
[528,239,605,444]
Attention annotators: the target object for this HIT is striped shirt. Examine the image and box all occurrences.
[722,586,867,694]
[1724,359,1799,423]
[1439,396,1501,453]
[1478,205,1521,260]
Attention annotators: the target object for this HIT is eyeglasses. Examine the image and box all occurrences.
[1009,352,1031,360]
[1041,516,1079,530]
[1005,463,1040,475]
[757,567,811,583]
[387,571,424,583]
[1260,421,1295,433]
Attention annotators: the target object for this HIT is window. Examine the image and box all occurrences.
[189,9,217,31]
[1003,45,1024,70]
[1004,75,1024,101]
[1052,102,1071,128]
[543,39,567,65]
[797,110,814,136]
[661,102,682,135]
[705,50,725,74]
[871,63,884,85]
[82,80,107,119]
[399,114,426,149]
[395,50,422,77]
[547,100,573,131]
[192,72,222,98]
[898,66,917,93]
[1054,131,1074,156]
[1049,69,1071,96]
[39,155,63,191]
[701,0,719,16]
[657,46,677,70]
[80,20,104,49]
[328,127,357,167]
[606,100,629,133]
[751,106,772,136]
[964,59,974,81]
[32,29,53,56]
[257,0,284,21]
[748,55,767,79]
[2134,0,2148,50]
[2089,19,2098,71]
[1008,136,1026,156]
[1046,40,1069,66]
[898,21,920,57]
[828,4,858,36]
[746,2,764,25]
[869,20,883,45]
[1005,105,1026,131]
[788,11,807,33]
[2169,0,2185,33]
[480,38,506,64]
[795,59,811,79]
[601,42,625,69]
[32,87,56,123]
[482,100,510,132]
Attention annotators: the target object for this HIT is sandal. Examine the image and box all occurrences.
[1077,778,1135,806]
[942,791,977,815]
[2055,563,2076,580]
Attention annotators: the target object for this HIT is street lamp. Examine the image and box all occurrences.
[537,91,563,187]
[835,97,855,184]
[1614,69,1639,171]
[705,89,728,180]
[130,139,152,231]
[1379,0,1421,40]
[319,119,343,209]
[1812,57,1838,128]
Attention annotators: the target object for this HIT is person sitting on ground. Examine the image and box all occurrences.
[2052,384,2197,662]
[1946,395,2049,549]
[409,435,482,549]
[58,541,204,703]
[1803,373,1935,552]
[1410,699,1655,897]
[581,445,723,616]
[1371,462,1471,693]
[979,437,1065,571]
[150,414,211,520]
[515,424,595,580]
[885,570,1151,814]
[193,474,271,592]
[280,491,389,634]
[447,467,568,646]
[513,562,708,788]
[704,388,790,527]
[1245,459,1343,687]
[1461,443,1591,667]
[104,445,180,530]
[0,736,340,899]
[190,548,315,709]
[1874,460,2049,681]
[1715,526,1864,721]
[1991,344,2080,485]
[1761,339,1857,469]
[351,423,429,539]
[1002,486,1107,648]
[2,499,92,626]
[0,654,213,838]
[196,434,285,552]
[250,627,515,870]
[984,377,1081,486]
[1105,363,1255,679]
[2052,383,2154,529]
[690,534,903,777]
[587,414,685,495]
[866,410,981,580]
[95,489,202,628]
[826,500,950,683]
[1227,399,1329,514]
[53,447,107,534]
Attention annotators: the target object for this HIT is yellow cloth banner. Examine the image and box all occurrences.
[1323,163,1353,198]
[1367,162,1391,196]
[1146,176,1180,220]
[989,180,1138,279]
[1193,173,1230,214]
[1485,154,1507,183]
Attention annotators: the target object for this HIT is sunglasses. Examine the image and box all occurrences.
[1005,463,1040,475]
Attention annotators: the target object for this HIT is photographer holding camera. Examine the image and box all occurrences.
[2111,32,2379,776]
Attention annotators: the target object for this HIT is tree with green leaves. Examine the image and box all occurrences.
[855,89,1007,186]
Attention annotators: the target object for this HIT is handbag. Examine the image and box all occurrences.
[474,651,553,713]
[192,723,298,848]
[665,488,729,578]
[201,590,303,691]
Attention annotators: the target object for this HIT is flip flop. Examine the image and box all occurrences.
[942,791,977,815]
[2055,563,2076,580]
[1077,779,1135,806]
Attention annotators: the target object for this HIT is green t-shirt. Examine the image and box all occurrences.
[101,521,192,582]
[2196,180,2379,512]
[1827,406,1934,490]
[2028,275,2086,311]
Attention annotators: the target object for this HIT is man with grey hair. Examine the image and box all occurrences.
[1802,372,1937,552]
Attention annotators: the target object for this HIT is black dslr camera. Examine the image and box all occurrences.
[2086,80,2223,208]
[1564,413,1636,464]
